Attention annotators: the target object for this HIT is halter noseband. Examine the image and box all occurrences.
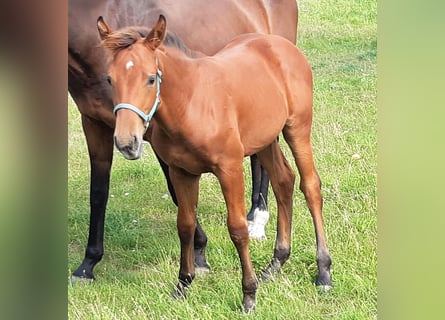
[113,57,163,130]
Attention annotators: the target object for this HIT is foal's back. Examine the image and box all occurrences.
[197,33,313,156]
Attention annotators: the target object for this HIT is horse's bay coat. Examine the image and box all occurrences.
[100,15,332,312]
[69,0,298,283]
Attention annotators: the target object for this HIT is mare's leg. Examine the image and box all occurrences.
[168,167,200,298]
[154,152,210,272]
[283,127,332,288]
[72,115,114,282]
[216,162,258,312]
[255,142,296,280]
[247,155,270,240]
[193,221,211,273]
[154,151,177,204]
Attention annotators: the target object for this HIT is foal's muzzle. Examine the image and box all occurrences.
[113,134,142,160]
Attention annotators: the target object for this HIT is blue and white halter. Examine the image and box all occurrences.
[113,57,163,130]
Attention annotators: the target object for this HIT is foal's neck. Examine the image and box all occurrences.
[155,47,200,133]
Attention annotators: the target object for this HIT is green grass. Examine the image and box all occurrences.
[68,0,377,318]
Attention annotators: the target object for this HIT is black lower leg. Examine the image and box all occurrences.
[173,273,194,299]
[72,168,108,281]
[247,154,262,220]
[260,247,290,281]
[258,165,269,211]
[194,221,210,271]
[155,152,178,205]
[316,252,332,287]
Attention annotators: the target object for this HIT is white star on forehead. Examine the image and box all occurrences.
[125,60,134,70]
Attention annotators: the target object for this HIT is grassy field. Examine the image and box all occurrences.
[68,0,377,319]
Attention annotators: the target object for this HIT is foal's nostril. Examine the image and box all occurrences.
[114,135,137,148]
[114,134,141,160]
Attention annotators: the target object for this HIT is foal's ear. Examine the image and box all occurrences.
[97,16,113,40]
[145,15,167,50]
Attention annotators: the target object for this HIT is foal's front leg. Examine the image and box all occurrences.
[216,164,258,312]
[168,167,200,297]
[154,151,210,272]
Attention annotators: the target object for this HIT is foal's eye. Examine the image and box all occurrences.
[106,75,112,86]
[147,75,156,86]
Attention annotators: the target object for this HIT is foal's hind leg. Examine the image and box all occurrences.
[216,162,258,312]
[255,142,296,280]
[283,127,332,288]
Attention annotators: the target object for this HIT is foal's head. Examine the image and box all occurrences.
[97,15,167,159]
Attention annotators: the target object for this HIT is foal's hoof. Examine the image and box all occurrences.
[172,282,189,300]
[259,258,282,282]
[242,303,256,314]
[315,275,333,294]
[260,268,276,282]
[315,271,332,292]
[242,297,256,313]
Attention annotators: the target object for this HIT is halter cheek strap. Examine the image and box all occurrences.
[113,58,163,130]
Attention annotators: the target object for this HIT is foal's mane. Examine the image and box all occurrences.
[101,26,195,57]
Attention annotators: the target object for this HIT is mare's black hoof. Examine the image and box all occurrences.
[194,250,211,275]
[195,265,211,275]
[317,284,333,294]
[70,275,94,286]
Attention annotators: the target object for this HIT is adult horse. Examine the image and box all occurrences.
[69,1,298,282]
[98,15,332,312]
